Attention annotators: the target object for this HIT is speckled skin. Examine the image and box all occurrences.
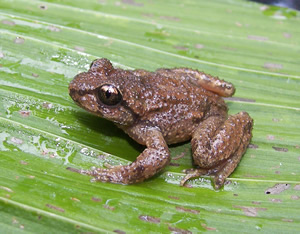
[69,58,253,189]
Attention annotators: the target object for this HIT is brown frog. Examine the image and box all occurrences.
[69,58,253,189]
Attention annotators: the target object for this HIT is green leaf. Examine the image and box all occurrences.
[1,0,300,232]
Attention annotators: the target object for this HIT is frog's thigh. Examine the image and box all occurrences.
[191,112,253,188]
[88,127,170,184]
[162,68,235,97]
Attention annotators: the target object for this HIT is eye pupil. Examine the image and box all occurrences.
[105,91,112,99]
[98,84,122,106]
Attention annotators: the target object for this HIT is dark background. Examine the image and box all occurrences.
[250,0,300,10]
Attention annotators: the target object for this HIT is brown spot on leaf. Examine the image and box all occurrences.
[294,184,300,190]
[248,35,269,41]
[71,197,80,202]
[252,201,261,205]
[271,164,280,170]
[160,15,180,21]
[1,20,15,26]
[42,102,53,109]
[195,44,204,49]
[47,25,61,32]
[19,110,30,117]
[173,152,186,160]
[267,135,275,140]
[263,63,283,70]
[176,206,200,214]
[114,230,126,234]
[39,5,48,10]
[74,46,85,52]
[174,45,188,51]
[92,197,102,202]
[46,204,65,213]
[183,183,193,188]
[168,226,192,234]
[282,219,293,222]
[103,204,115,210]
[32,73,39,78]
[291,195,299,200]
[272,146,288,152]
[248,144,259,149]
[12,217,19,224]
[66,167,82,174]
[270,198,282,203]
[283,32,292,38]
[169,162,180,167]
[14,37,25,44]
[234,205,267,217]
[139,215,160,224]
[121,0,143,7]
[142,13,154,18]
[168,196,180,200]
[20,160,28,165]
[272,118,280,122]
[265,184,290,194]
[201,223,217,231]
[235,22,242,27]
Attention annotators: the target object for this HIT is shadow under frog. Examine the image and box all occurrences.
[69,58,253,189]
[73,111,143,161]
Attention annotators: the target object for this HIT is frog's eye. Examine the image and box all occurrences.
[98,84,122,106]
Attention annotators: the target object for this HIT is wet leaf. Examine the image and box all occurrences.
[1,0,300,232]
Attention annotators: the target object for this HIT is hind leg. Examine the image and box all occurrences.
[181,112,253,189]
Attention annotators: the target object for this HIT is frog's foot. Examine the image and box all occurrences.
[81,165,124,183]
[180,168,209,186]
[180,165,234,189]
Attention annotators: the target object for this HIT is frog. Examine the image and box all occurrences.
[69,58,253,189]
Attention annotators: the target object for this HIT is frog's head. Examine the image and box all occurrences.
[69,58,136,126]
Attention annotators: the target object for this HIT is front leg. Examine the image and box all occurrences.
[84,126,170,184]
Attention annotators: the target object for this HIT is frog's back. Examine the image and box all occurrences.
[121,69,228,144]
